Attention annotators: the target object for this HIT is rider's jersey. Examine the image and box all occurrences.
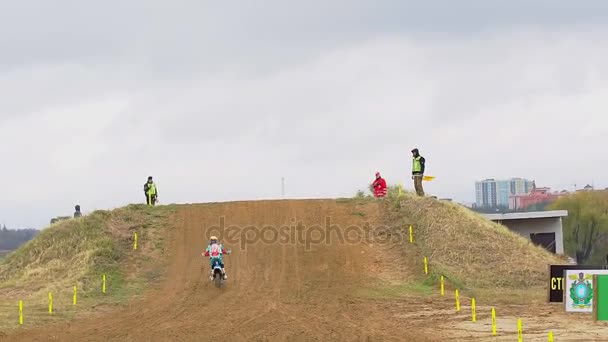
[210,243,221,256]
[205,243,226,258]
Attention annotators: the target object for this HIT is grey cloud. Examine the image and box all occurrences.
[3,0,608,73]
[2,1,608,228]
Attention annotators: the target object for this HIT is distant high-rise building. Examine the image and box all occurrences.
[475,178,534,208]
[475,179,497,208]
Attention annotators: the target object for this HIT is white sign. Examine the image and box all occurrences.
[564,269,608,312]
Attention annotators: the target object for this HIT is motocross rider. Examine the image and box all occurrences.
[203,236,228,280]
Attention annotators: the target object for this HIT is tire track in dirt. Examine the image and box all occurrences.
[4,199,430,341]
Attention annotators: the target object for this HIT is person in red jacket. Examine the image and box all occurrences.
[372,172,387,197]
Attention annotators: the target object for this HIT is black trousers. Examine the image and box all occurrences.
[146,193,157,205]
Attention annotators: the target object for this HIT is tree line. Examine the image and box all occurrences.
[549,190,608,265]
[470,202,552,214]
[0,226,39,251]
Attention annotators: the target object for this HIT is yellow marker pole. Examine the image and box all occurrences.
[455,289,460,312]
[134,232,138,250]
[517,318,522,342]
[491,308,497,336]
[548,331,553,341]
[409,225,413,243]
[102,274,106,294]
[19,300,23,325]
[48,292,53,314]
[398,183,403,196]
[440,275,444,296]
[73,286,77,305]
[471,298,476,322]
[423,257,428,275]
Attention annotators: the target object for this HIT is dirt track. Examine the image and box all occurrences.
[3,200,608,341]
[3,200,432,341]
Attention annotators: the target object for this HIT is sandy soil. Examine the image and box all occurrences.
[2,200,607,341]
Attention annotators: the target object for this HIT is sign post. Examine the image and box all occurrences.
[548,264,607,302]
[593,274,608,321]
[564,269,608,312]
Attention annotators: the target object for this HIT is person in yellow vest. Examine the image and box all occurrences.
[411,148,426,196]
[144,176,158,205]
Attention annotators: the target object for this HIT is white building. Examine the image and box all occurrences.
[482,210,567,254]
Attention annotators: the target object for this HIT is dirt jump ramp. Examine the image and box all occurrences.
[6,199,430,341]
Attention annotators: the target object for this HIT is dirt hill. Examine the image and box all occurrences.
[0,197,563,341]
[381,191,563,291]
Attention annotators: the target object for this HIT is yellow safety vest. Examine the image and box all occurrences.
[147,183,157,195]
[412,156,422,172]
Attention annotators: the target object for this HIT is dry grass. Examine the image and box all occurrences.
[0,204,175,331]
[378,187,564,297]
[472,286,548,305]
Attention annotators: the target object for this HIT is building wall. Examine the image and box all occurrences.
[496,181,510,207]
[508,188,560,211]
[475,179,498,207]
[508,196,518,210]
[475,182,482,207]
[510,178,534,196]
[486,181,496,207]
[495,217,564,254]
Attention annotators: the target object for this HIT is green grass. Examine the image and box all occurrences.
[0,204,176,331]
[356,281,435,299]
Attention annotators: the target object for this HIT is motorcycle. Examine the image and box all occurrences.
[208,249,231,288]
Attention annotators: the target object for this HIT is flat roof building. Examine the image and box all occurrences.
[482,210,568,255]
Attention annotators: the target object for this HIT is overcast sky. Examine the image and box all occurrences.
[1,1,608,228]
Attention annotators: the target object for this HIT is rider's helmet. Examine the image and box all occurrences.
[210,236,218,244]
[375,172,380,178]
